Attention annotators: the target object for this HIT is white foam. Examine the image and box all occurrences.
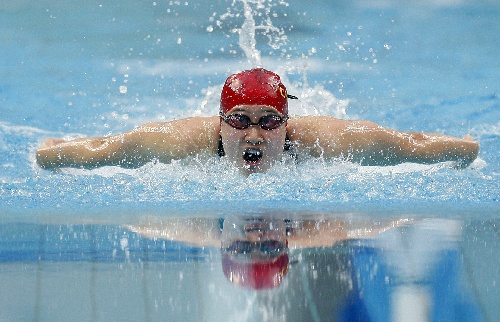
[0,121,51,137]
[471,120,500,138]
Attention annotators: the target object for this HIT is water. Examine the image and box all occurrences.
[1,0,499,321]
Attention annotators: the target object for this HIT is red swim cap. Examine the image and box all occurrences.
[220,68,289,115]
[222,253,289,290]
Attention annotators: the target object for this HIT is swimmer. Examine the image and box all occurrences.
[36,68,479,175]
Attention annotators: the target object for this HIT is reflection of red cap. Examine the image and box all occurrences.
[220,68,289,115]
[222,253,289,290]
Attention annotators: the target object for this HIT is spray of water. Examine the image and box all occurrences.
[198,0,349,119]
[239,0,262,67]
[211,0,288,67]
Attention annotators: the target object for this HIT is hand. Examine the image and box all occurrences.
[39,138,66,149]
[450,134,479,169]
[462,134,475,142]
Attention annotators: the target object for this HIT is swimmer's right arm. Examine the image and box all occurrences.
[126,219,222,247]
[36,116,221,169]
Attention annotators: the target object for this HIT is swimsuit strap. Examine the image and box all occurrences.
[218,135,225,157]
[284,133,293,152]
[217,134,294,158]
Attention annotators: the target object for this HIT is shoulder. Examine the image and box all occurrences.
[139,116,220,131]
[125,116,221,158]
[285,116,383,157]
[287,115,341,128]
[288,116,376,129]
[287,116,380,137]
[287,116,344,139]
[132,117,220,140]
[130,116,220,145]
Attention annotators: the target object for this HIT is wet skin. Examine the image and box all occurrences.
[220,105,287,175]
[35,110,480,170]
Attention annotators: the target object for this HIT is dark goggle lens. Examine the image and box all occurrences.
[222,114,287,130]
[259,115,286,130]
[225,240,286,255]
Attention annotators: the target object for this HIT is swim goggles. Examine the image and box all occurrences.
[220,113,288,130]
[224,240,287,255]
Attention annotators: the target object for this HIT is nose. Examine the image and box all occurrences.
[244,125,264,145]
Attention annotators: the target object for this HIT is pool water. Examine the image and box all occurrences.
[1,0,499,321]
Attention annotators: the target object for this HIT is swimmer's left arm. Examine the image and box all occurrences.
[287,218,412,248]
[288,116,479,167]
[351,125,480,167]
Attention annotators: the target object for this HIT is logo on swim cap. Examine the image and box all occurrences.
[220,68,289,115]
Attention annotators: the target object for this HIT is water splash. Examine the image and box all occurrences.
[236,0,288,67]
[239,0,262,67]
[197,0,349,119]
[212,0,288,67]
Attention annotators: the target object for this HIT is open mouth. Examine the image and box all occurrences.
[242,148,263,165]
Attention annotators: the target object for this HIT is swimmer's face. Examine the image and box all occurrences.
[221,217,287,259]
[220,105,288,175]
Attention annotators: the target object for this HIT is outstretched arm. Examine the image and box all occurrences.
[287,218,412,248]
[288,116,479,167]
[36,116,220,169]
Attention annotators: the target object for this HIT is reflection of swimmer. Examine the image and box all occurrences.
[128,216,409,290]
[220,217,289,289]
[36,68,479,175]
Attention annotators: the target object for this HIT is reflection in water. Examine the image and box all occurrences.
[126,214,486,321]
[0,215,491,321]
[220,217,289,289]
[128,215,407,292]
[343,219,483,322]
